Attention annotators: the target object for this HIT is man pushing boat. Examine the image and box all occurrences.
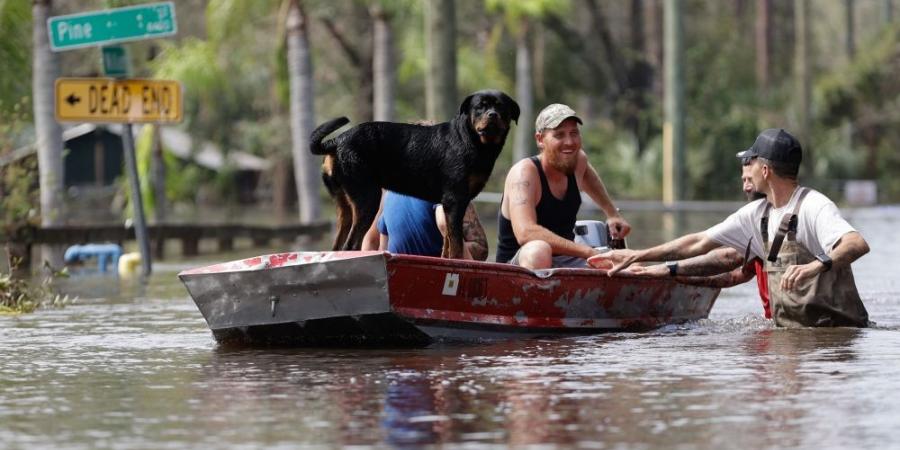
[589,128,870,328]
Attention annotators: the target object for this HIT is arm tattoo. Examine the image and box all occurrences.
[676,249,744,276]
[511,179,530,205]
[463,206,489,261]
[654,242,691,261]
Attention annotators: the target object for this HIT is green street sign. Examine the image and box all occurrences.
[101,46,130,77]
[47,2,177,52]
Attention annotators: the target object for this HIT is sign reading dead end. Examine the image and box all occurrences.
[55,78,182,123]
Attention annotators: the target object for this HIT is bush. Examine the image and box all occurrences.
[0,263,73,314]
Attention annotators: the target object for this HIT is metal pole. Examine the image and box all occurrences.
[121,123,152,277]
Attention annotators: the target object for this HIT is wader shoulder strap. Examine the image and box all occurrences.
[761,203,772,244]
[766,188,811,263]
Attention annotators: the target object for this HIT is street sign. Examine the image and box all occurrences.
[55,78,182,123]
[101,45,130,77]
[47,2,177,51]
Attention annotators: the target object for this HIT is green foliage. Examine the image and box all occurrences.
[120,125,214,217]
[0,158,39,239]
[814,23,900,199]
[89,0,900,206]
[134,125,156,216]
[817,26,900,125]
[0,0,31,116]
[152,39,243,148]
[0,266,73,315]
[680,8,772,199]
[583,124,662,200]
[0,98,38,240]
[485,0,569,36]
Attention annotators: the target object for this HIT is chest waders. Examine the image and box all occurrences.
[762,188,869,328]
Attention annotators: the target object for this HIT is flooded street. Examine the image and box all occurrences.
[2,207,899,449]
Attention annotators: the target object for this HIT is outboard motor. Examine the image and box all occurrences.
[573,220,626,251]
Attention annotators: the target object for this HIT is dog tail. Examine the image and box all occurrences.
[310,117,350,155]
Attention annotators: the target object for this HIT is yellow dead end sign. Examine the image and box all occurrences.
[55,78,182,123]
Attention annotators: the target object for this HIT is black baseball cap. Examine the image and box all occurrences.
[735,128,802,166]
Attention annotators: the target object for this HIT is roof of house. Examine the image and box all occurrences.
[1,124,272,172]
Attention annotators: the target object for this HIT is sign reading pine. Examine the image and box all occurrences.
[47,2,177,51]
[55,78,182,124]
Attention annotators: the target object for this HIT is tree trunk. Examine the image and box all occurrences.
[644,0,663,97]
[844,0,856,172]
[585,0,627,93]
[663,0,685,204]
[287,0,321,224]
[425,0,457,121]
[372,5,395,122]
[32,0,64,270]
[150,125,166,223]
[272,155,293,222]
[319,9,373,122]
[793,0,812,174]
[629,0,652,153]
[150,125,166,259]
[755,0,771,93]
[352,3,374,123]
[512,23,534,163]
[885,0,894,24]
[845,0,855,59]
[533,25,546,100]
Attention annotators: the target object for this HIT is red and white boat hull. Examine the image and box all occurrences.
[179,251,720,346]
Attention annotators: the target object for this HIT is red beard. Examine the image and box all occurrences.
[545,149,577,175]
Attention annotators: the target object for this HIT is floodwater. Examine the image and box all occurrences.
[2,207,899,449]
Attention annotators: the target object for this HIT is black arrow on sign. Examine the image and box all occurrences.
[65,93,81,106]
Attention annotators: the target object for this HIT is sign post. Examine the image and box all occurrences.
[49,3,180,279]
[55,78,182,278]
[121,123,153,278]
[47,2,176,51]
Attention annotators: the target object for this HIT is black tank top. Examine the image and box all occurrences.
[496,156,581,262]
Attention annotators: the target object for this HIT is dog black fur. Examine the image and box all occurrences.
[310,90,520,258]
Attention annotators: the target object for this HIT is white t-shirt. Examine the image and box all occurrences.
[705,187,856,260]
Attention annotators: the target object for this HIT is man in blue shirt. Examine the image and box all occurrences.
[363,191,488,261]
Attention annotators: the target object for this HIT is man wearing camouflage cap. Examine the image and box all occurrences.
[495,103,631,269]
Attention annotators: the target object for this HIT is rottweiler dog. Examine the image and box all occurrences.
[310,90,519,259]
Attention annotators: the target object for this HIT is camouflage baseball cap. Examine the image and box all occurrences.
[535,103,583,133]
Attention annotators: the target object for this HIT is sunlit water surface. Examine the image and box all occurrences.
[2,207,899,449]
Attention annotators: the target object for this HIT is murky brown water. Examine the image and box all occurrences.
[2,207,899,449]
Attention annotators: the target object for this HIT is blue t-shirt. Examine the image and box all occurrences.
[377,192,443,257]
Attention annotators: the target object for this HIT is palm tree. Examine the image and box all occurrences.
[372,3,395,122]
[486,0,569,162]
[794,0,812,173]
[425,0,456,121]
[286,0,320,224]
[32,0,64,269]
[755,0,771,93]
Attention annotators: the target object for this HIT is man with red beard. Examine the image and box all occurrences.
[495,104,631,269]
